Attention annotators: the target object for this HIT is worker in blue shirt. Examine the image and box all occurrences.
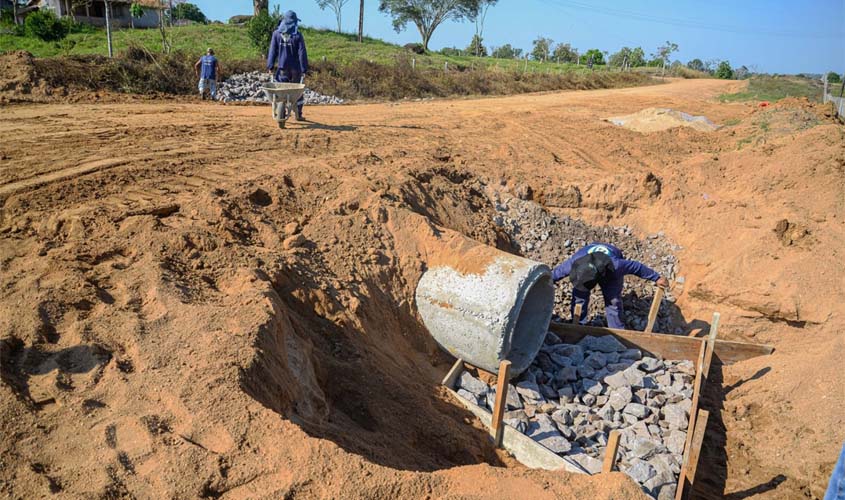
[552,242,669,329]
[194,48,220,100]
[267,11,309,121]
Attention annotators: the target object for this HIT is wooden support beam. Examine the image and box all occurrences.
[490,359,512,447]
[602,430,621,473]
[702,312,720,379]
[548,322,773,365]
[573,303,583,324]
[644,286,665,333]
[680,341,707,469]
[675,410,710,500]
[442,358,464,388]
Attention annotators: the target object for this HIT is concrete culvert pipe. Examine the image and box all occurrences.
[415,245,555,376]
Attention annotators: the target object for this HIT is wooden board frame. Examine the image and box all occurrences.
[443,318,771,495]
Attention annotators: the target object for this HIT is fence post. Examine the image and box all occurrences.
[444,61,448,72]
[412,57,415,70]
[824,74,829,103]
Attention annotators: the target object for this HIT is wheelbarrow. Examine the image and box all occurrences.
[262,82,306,128]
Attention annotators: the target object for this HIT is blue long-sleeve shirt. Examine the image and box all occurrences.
[266,30,308,73]
[552,242,661,296]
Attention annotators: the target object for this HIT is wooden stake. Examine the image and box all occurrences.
[644,286,665,333]
[602,430,621,473]
[490,359,512,447]
[675,410,710,500]
[702,312,720,377]
[573,303,583,324]
[679,341,706,468]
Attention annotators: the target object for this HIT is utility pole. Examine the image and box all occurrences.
[104,0,113,58]
[357,0,364,43]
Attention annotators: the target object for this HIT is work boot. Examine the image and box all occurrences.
[295,111,305,121]
[200,92,206,100]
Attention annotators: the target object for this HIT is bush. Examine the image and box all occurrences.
[228,15,253,25]
[827,72,842,84]
[24,9,68,41]
[404,43,425,54]
[247,8,280,57]
[715,61,734,79]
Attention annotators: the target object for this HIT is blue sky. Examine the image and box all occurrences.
[195,0,843,74]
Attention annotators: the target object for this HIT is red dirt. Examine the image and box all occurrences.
[1,78,843,499]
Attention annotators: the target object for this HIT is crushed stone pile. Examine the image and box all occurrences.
[606,107,719,133]
[216,71,344,105]
[490,194,684,333]
[457,334,693,500]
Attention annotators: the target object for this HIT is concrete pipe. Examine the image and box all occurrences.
[415,244,555,376]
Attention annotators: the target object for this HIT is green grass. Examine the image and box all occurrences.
[0,23,615,74]
[719,76,823,103]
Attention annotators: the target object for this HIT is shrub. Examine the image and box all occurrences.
[228,15,253,24]
[24,9,68,41]
[404,43,425,54]
[247,8,281,57]
[715,61,734,80]
[828,72,842,84]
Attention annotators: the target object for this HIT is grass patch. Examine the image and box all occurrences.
[720,76,823,103]
[723,117,741,126]
[4,23,632,75]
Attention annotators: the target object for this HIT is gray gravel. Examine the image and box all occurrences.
[488,191,685,333]
[216,71,345,105]
[456,332,694,499]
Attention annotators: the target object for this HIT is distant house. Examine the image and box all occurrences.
[18,0,165,28]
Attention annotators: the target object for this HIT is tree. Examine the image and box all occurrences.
[653,41,678,77]
[316,0,351,32]
[130,2,144,28]
[466,34,486,57]
[552,42,577,63]
[253,0,268,16]
[715,60,733,79]
[357,0,364,42]
[491,44,520,59]
[686,58,705,72]
[247,6,281,57]
[579,48,603,65]
[171,3,207,23]
[378,0,480,51]
[24,9,68,41]
[470,0,496,57]
[827,71,842,84]
[531,36,552,61]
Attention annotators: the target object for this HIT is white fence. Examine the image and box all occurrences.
[823,77,845,118]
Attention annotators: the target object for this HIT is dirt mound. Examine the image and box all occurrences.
[607,107,719,133]
[0,79,843,499]
[0,51,44,100]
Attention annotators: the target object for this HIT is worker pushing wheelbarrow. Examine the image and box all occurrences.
[265,10,308,128]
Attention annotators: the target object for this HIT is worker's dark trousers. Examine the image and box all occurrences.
[570,285,625,329]
[274,68,304,117]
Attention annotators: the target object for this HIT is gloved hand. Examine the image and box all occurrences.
[656,277,670,289]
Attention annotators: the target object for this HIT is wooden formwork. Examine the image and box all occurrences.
[442,315,773,499]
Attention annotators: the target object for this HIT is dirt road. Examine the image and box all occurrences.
[1,78,843,499]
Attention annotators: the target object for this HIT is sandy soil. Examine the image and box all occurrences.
[1,78,844,499]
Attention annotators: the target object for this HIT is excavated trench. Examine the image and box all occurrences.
[234,167,690,476]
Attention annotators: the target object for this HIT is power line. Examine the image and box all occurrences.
[546,0,844,39]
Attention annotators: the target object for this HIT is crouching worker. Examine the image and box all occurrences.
[195,48,220,100]
[267,10,309,121]
[552,242,669,329]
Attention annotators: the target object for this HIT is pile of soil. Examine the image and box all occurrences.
[607,107,719,133]
[1,79,843,499]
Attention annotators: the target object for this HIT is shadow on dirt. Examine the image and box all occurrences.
[239,266,507,473]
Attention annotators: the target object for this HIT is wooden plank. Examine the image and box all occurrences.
[442,358,464,388]
[675,410,710,500]
[550,322,703,361]
[548,321,773,365]
[490,360,512,447]
[447,388,587,473]
[680,341,707,469]
[702,313,721,378]
[644,286,665,333]
[602,430,621,473]
[573,302,583,324]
